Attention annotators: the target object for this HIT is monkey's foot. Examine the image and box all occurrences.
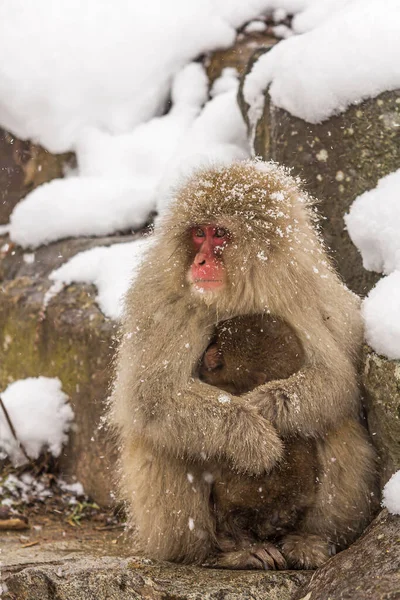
[212,543,287,570]
[280,533,331,569]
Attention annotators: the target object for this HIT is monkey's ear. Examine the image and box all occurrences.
[253,372,268,387]
[203,345,223,370]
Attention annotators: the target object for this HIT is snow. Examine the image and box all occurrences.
[345,170,400,276]
[0,377,74,466]
[156,68,249,214]
[361,273,400,360]
[48,238,153,320]
[382,470,400,515]
[346,170,400,359]
[244,20,267,33]
[9,178,155,248]
[0,472,85,507]
[244,0,400,126]
[0,0,313,155]
[9,67,248,247]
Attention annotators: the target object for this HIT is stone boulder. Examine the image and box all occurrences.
[206,31,277,85]
[239,49,400,296]
[363,347,400,487]
[0,234,138,506]
[4,556,309,600]
[293,510,400,600]
[0,129,74,224]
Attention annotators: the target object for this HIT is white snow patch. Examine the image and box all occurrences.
[10,178,155,249]
[244,20,267,33]
[346,169,400,359]
[9,66,249,247]
[58,480,85,497]
[244,0,400,126]
[0,377,74,466]
[218,394,231,404]
[0,0,315,154]
[157,69,249,214]
[362,273,400,360]
[382,470,400,515]
[345,170,400,275]
[49,238,152,320]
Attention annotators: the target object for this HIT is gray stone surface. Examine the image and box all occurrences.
[2,518,309,600]
[293,510,400,600]
[0,129,74,224]
[3,558,310,600]
[206,31,277,84]
[363,347,400,487]
[0,234,140,506]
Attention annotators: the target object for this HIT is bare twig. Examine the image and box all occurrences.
[0,394,31,462]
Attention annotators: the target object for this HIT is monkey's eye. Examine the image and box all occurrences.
[194,227,206,238]
[214,227,227,238]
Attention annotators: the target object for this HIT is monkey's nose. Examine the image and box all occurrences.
[194,253,208,266]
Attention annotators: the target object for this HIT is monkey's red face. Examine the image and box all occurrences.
[188,225,229,294]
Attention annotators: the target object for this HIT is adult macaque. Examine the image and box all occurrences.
[110,160,376,569]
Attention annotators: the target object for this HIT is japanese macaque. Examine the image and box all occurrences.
[198,316,374,568]
[198,314,305,395]
[110,160,377,570]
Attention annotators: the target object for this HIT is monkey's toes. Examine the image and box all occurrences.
[211,543,287,570]
[280,533,331,569]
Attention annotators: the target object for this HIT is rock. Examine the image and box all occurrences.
[0,512,310,600]
[293,510,400,600]
[0,129,74,224]
[4,558,309,600]
[363,347,400,486]
[206,32,277,85]
[239,51,400,296]
[0,235,137,506]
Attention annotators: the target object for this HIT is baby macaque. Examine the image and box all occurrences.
[199,314,305,395]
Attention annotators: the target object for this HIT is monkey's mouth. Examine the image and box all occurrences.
[193,279,224,292]
[194,279,223,283]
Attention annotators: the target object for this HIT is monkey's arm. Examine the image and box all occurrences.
[112,309,283,476]
[247,336,360,438]
[140,377,283,475]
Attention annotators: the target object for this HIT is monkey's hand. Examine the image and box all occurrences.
[225,403,284,476]
[245,355,359,437]
[137,377,284,477]
[247,380,292,426]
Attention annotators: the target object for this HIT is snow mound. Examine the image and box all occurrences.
[9,178,155,248]
[244,0,400,126]
[345,170,400,275]
[9,67,249,248]
[346,169,400,359]
[49,238,153,320]
[0,377,74,466]
[382,470,400,515]
[362,273,400,360]
[156,68,249,213]
[0,0,309,153]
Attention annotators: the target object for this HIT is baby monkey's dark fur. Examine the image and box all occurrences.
[200,314,374,569]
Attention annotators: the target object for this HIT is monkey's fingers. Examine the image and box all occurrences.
[250,543,287,570]
[209,543,287,570]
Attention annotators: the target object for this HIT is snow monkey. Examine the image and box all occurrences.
[199,314,305,396]
[198,316,373,568]
[110,160,377,570]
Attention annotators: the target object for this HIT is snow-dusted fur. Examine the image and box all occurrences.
[109,160,376,568]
